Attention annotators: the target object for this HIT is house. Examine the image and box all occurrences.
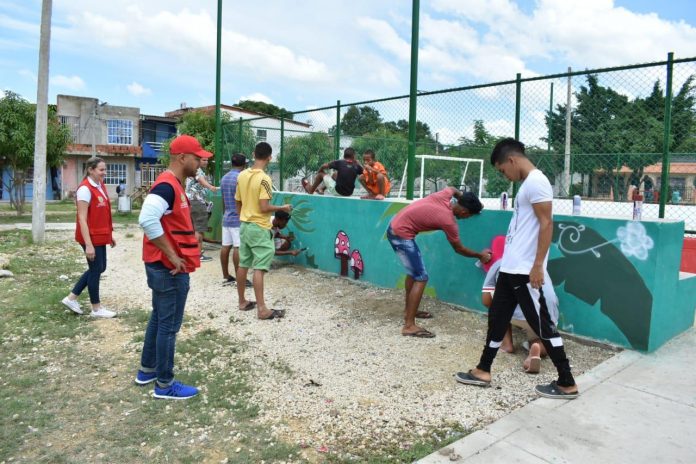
[57,95,141,198]
[592,157,696,203]
[165,104,312,159]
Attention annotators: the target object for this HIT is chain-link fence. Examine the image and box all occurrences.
[221,54,696,233]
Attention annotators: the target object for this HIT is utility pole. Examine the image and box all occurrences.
[32,0,52,243]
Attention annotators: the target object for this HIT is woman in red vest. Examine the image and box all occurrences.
[61,157,117,318]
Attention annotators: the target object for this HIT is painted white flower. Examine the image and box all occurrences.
[617,221,654,260]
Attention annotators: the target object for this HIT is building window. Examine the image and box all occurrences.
[256,129,267,142]
[105,163,127,185]
[107,119,133,145]
[59,116,80,143]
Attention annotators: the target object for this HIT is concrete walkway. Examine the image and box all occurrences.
[419,328,696,464]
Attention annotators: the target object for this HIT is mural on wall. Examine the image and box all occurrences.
[280,195,316,233]
[333,231,366,280]
[335,230,351,277]
[350,250,364,279]
[548,220,654,350]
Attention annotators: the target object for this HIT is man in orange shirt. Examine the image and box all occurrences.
[359,149,390,200]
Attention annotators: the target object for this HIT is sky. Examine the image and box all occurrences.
[2,0,696,144]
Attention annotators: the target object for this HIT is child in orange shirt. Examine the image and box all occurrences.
[359,149,391,200]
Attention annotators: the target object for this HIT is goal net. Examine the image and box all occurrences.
[396,155,483,199]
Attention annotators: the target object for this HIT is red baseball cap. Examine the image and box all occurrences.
[169,135,213,158]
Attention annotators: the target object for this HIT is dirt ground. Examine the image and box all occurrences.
[84,225,617,457]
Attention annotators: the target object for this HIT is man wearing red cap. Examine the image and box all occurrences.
[134,134,212,400]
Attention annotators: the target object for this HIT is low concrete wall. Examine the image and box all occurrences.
[208,192,696,352]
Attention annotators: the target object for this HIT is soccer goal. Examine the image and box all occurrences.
[396,155,483,199]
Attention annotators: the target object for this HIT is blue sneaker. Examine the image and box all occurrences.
[135,370,157,385]
[153,381,199,400]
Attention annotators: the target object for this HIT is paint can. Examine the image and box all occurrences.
[633,194,643,221]
[572,195,581,215]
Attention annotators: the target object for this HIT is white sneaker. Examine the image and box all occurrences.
[91,307,117,318]
[61,296,83,315]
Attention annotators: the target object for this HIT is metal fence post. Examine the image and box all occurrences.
[335,100,341,160]
[279,116,285,191]
[238,117,243,154]
[548,82,554,153]
[659,52,674,218]
[406,0,420,200]
[512,72,521,197]
[564,67,572,197]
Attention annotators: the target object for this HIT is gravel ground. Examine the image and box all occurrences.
[96,226,615,456]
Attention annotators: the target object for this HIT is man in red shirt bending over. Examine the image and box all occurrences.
[388,188,492,338]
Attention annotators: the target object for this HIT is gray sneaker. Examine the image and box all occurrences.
[61,296,83,315]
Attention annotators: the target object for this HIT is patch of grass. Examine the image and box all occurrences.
[325,423,469,463]
[0,232,302,463]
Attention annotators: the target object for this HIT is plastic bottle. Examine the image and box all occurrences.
[572,195,581,215]
[633,194,643,221]
[500,192,508,210]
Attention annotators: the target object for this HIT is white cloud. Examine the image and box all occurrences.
[58,7,332,84]
[52,74,85,90]
[127,81,151,96]
[239,93,273,104]
[18,69,36,82]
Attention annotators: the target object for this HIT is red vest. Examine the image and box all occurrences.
[142,171,201,273]
[75,178,113,246]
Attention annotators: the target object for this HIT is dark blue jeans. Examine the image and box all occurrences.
[140,262,190,387]
[71,244,107,304]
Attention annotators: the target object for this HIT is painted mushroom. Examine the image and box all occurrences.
[350,249,364,279]
[334,230,350,276]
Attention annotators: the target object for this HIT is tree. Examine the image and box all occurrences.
[235,100,293,120]
[456,120,510,196]
[161,110,255,176]
[544,74,696,200]
[281,132,334,181]
[339,105,383,136]
[0,91,69,214]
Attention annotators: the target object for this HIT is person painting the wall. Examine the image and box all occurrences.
[134,134,213,400]
[61,156,117,319]
[272,211,305,257]
[387,188,491,338]
[359,149,391,200]
[456,138,579,399]
[302,147,363,197]
[482,256,559,374]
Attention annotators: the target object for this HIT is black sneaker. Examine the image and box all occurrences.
[200,254,213,262]
[535,381,579,400]
[222,276,236,286]
[245,279,253,288]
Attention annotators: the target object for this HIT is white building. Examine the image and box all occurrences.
[165,104,311,159]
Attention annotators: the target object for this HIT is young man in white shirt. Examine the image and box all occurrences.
[456,138,579,399]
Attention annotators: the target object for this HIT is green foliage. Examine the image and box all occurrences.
[281,131,334,179]
[0,91,70,213]
[235,99,294,120]
[339,105,384,136]
[159,110,255,175]
[544,74,696,200]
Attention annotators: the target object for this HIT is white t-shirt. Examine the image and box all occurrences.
[76,177,106,203]
[482,260,559,323]
[500,169,553,274]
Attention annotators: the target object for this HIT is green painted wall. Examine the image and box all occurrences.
[212,192,694,352]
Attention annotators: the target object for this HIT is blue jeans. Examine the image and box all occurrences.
[71,244,107,304]
[140,262,190,387]
[387,226,429,281]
